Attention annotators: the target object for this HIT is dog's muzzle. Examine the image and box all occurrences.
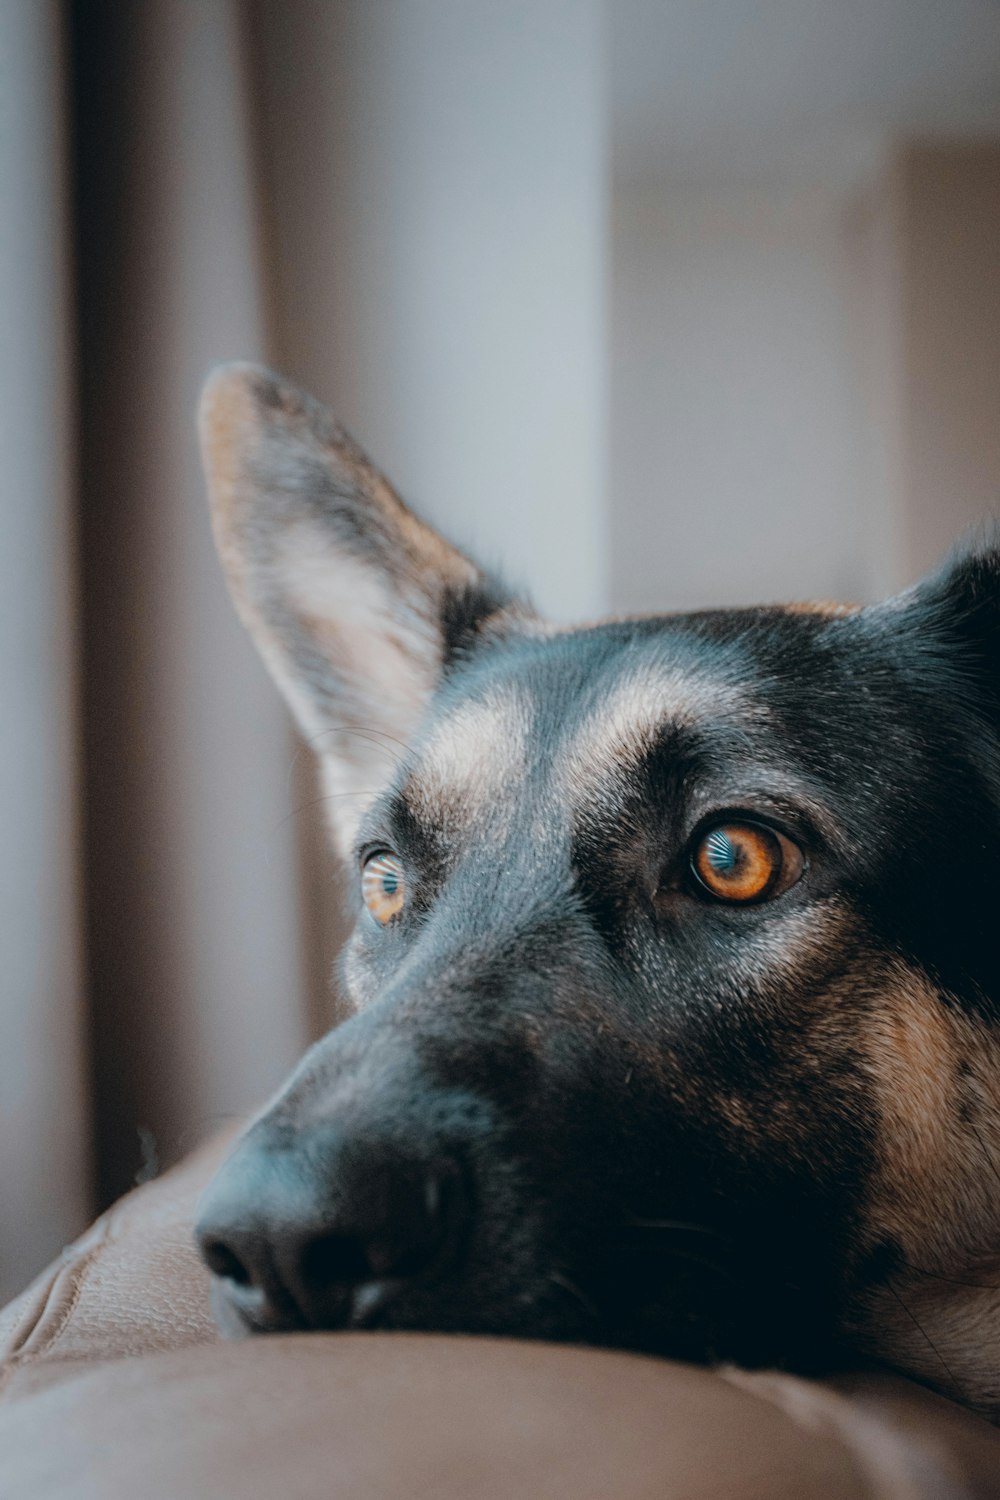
[195,1114,471,1334]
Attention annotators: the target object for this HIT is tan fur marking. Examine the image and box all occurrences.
[850,963,1000,1415]
[861,967,993,1258]
[409,688,531,836]
[783,600,862,618]
[561,665,757,801]
[515,600,862,636]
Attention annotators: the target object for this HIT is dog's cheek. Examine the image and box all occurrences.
[855,962,994,1263]
[674,904,876,1167]
[339,926,383,1011]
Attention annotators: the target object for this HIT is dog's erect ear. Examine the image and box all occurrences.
[899,536,1000,721]
[199,363,524,854]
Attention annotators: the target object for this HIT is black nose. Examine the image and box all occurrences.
[195,1126,465,1332]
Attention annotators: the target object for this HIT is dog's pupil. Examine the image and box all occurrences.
[706,830,739,873]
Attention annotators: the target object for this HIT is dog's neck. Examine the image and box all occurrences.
[856,983,1000,1420]
[869,1257,1000,1421]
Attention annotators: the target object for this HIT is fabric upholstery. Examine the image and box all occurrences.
[1,1134,998,1499]
[0,1132,230,1399]
[0,1336,940,1500]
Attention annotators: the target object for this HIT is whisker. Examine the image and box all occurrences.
[548,1271,600,1323]
[341,724,410,754]
[612,1217,743,1289]
[266,789,381,842]
[899,1258,1000,1292]
[886,1283,961,1391]
[285,724,407,795]
[969,1119,1000,1195]
[625,1217,732,1243]
[304,723,409,757]
[653,1245,741,1286]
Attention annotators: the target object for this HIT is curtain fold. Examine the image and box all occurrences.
[70,0,316,1220]
[0,0,88,1305]
[1,0,607,1303]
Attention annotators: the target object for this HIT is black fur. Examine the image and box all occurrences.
[196,367,1000,1416]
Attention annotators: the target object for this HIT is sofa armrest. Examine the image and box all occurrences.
[1,1333,984,1500]
[0,1130,234,1399]
[1,1133,998,1499]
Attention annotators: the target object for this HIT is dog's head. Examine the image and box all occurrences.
[195,366,1000,1415]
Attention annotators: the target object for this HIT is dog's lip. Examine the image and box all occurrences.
[209,1274,306,1337]
[211,1263,405,1336]
[208,1236,315,1335]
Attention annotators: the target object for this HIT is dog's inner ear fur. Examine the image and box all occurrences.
[199,363,521,856]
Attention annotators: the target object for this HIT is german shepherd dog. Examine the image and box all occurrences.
[195,364,1000,1423]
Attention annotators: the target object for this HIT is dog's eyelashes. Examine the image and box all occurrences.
[361,850,407,926]
[689,820,803,905]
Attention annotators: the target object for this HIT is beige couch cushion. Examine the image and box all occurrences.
[0,1132,230,1398]
[0,1335,951,1500]
[1,1133,998,1499]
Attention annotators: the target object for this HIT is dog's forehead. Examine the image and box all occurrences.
[405,620,761,832]
[408,679,534,825]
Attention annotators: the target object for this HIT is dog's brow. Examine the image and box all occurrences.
[692,771,851,855]
[560,664,754,800]
[407,686,530,828]
[710,774,851,858]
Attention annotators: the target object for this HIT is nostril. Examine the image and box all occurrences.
[197,1138,472,1332]
[300,1232,374,1289]
[202,1239,252,1287]
[295,1163,462,1303]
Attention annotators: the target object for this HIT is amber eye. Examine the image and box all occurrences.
[690,821,803,904]
[361,850,406,926]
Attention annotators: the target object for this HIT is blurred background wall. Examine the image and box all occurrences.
[1,0,999,1302]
